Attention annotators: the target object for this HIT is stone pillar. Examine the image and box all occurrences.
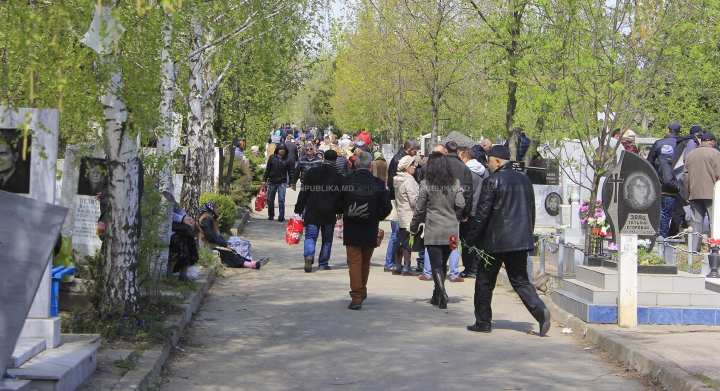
[712,181,720,239]
[618,234,638,328]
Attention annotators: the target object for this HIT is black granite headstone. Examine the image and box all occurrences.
[546,163,560,185]
[601,150,661,249]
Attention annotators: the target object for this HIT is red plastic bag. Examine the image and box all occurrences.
[286,214,304,245]
[255,185,267,212]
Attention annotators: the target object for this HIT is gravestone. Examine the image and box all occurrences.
[546,162,559,186]
[60,144,106,259]
[535,185,562,227]
[602,150,661,249]
[0,192,68,385]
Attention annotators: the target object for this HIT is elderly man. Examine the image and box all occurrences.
[333,151,392,309]
[472,138,493,167]
[465,145,550,336]
[459,148,488,278]
[296,150,344,272]
[684,132,720,251]
[292,142,323,189]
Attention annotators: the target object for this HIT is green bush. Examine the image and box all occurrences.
[221,160,255,207]
[199,192,236,232]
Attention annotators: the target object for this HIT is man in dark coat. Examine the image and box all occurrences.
[465,145,550,336]
[295,150,344,272]
[655,145,680,238]
[262,143,293,222]
[285,135,298,165]
[472,138,493,168]
[646,121,681,165]
[333,151,392,310]
[444,141,474,220]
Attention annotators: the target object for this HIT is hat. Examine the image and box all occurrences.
[701,132,716,141]
[324,150,338,161]
[397,155,415,172]
[487,145,511,160]
[690,125,704,135]
[373,152,383,160]
[660,145,674,158]
[620,129,636,142]
[668,121,681,133]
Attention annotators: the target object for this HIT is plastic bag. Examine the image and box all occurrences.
[255,185,267,212]
[186,266,199,281]
[286,214,304,245]
[334,218,344,239]
[228,236,253,259]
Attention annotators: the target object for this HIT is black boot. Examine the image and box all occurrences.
[402,260,419,276]
[430,290,440,305]
[392,255,402,275]
[432,269,449,309]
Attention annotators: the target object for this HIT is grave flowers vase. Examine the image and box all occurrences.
[707,238,720,278]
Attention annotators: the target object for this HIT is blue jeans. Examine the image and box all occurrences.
[385,221,399,268]
[423,247,460,278]
[304,224,334,268]
[266,182,286,219]
[660,195,676,238]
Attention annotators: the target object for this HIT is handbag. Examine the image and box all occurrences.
[255,185,267,212]
[410,225,424,252]
[376,228,385,248]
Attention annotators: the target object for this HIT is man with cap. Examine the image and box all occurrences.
[295,150,344,272]
[262,143,293,222]
[655,145,680,238]
[647,121,681,165]
[684,132,720,251]
[465,145,551,335]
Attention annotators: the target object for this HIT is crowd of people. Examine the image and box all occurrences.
[260,126,550,336]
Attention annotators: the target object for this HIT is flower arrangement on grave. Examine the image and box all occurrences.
[579,198,607,254]
[637,239,664,266]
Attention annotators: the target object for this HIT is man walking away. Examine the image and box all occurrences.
[295,150,344,272]
[647,122,681,165]
[285,135,298,165]
[669,125,703,235]
[459,148,488,278]
[684,132,720,251]
[655,145,680,238]
[262,143,293,222]
[333,152,392,310]
[465,145,550,336]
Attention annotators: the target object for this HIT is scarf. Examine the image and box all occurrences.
[198,200,218,220]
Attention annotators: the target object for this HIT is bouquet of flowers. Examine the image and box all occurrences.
[579,198,607,228]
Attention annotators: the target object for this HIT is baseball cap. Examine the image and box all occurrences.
[700,132,716,141]
[668,122,681,133]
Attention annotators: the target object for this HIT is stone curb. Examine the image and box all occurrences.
[237,209,250,235]
[112,267,216,391]
[496,270,712,391]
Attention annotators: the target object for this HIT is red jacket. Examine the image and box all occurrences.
[358,131,372,147]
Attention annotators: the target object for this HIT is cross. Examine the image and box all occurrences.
[607,173,624,203]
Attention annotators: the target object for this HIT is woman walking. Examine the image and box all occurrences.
[393,155,420,276]
[410,152,465,308]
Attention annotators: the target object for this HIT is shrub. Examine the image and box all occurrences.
[221,159,255,208]
[199,192,236,232]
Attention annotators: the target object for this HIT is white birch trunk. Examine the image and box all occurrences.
[101,57,140,316]
[181,21,204,219]
[201,97,216,193]
[156,10,176,276]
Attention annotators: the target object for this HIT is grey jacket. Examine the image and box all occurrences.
[410,179,465,246]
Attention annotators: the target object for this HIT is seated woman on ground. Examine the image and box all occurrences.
[198,200,269,269]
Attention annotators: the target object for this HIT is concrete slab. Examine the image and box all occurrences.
[0,379,31,391]
[10,338,45,368]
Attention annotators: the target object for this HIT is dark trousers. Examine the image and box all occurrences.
[426,245,452,274]
[459,220,478,274]
[669,193,687,237]
[474,250,547,326]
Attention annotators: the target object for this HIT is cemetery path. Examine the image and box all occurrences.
[160,189,655,390]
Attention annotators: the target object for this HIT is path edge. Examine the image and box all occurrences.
[496,270,712,391]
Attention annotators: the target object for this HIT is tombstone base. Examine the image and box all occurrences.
[602,259,678,275]
[0,379,31,391]
[20,318,61,349]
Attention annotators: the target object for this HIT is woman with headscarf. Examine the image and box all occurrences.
[198,200,269,269]
[392,155,420,276]
[164,191,200,281]
[371,152,388,183]
[410,153,465,309]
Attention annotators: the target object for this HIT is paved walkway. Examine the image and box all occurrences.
[161,189,652,390]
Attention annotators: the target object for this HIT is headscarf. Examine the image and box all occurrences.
[198,200,219,220]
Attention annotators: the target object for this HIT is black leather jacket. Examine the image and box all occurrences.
[263,153,293,184]
[465,163,535,253]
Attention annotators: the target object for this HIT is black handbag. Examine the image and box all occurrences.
[410,225,424,252]
[172,222,200,238]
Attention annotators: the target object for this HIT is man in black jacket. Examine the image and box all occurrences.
[656,145,680,238]
[465,145,550,336]
[262,143,293,222]
[646,121,681,165]
[295,150,344,272]
[292,143,323,188]
[444,141,473,220]
[333,152,392,310]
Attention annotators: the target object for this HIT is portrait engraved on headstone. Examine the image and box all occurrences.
[602,150,661,248]
[77,157,107,196]
[0,128,32,194]
[545,192,562,217]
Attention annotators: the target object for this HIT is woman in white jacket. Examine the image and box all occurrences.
[392,155,420,275]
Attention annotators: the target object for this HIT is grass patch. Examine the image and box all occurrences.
[197,246,218,267]
[114,358,135,374]
[690,372,719,390]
